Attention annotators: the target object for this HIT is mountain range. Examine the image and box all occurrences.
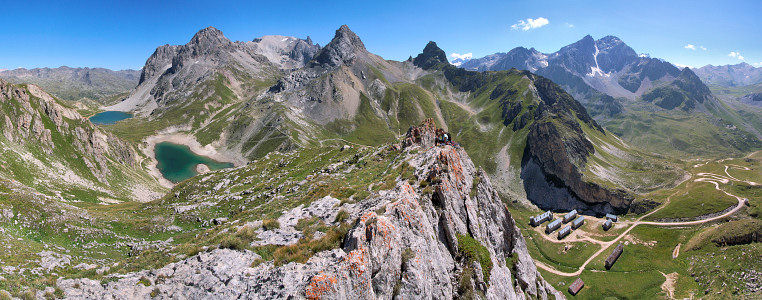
[95,25,685,216]
[693,62,762,87]
[1,24,759,299]
[460,35,762,158]
[0,67,139,104]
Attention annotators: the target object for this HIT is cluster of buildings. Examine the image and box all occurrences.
[531,209,586,240]
[528,210,624,296]
[602,213,617,231]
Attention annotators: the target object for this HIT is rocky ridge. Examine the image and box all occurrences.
[58,121,563,299]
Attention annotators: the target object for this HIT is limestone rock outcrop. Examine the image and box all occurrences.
[59,123,563,299]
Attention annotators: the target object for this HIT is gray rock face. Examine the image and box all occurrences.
[138,45,180,85]
[0,79,140,181]
[308,25,367,68]
[111,26,277,115]
[249,35,320,70]
[59,124,563,299]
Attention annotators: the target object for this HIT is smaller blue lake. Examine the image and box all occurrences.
[89,111,133,125]
[155,142,234,183]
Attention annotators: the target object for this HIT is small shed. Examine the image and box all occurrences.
[558,225,571,240]
[602,219,613,231]
[563,210,578,223]
[546,218,562,234]
[568,278,584,295]
[605,213,618,222]
[605,243,624,269]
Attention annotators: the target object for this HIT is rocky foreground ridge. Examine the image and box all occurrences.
[58,120,563,299]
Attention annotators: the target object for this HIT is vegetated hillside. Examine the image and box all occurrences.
[0,66,139,104]
[105,25,683,216]
[0,80,166,298]
[461,35,762,158]
[2,123,564,299]
[0,79,163,202]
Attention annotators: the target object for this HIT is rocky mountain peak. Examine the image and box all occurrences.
[595,35,638,73]
[676,67,713,99]
[185,26,233,57]
[413,41,449,70]
[308,25,367,68]
[138,44,180,84]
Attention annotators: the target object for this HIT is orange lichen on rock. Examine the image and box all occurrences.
[438,147,466,191]
[305,272,338,300]
[387,183,426,234]
[344,247,369,277]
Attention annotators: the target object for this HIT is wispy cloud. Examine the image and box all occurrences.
[684,44,696,50]
[754,62,762,68]
[449,53,472,66]
[449,53,473,61]
[511,17,549,31]
[729,51,745,60]
[700,46,707,51]
[565,23,574,28]
[673,63,693,69]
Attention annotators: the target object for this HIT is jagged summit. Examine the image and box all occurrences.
[249,35,320,70]
[308,25,367,68]
[184,26,233,58]
[413,41,448,70]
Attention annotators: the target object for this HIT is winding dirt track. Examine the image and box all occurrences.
[534,164,749,277]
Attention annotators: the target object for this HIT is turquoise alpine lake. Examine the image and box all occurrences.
[154,142,233,183]
[89,111,133,125]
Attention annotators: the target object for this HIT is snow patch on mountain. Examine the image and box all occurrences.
[587,44,610,77]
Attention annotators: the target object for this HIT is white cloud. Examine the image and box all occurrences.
[449,53,473,60]
[673,63,693,69]
[753,62,762,68]
[684,44,696,50]
[565,23,574,28]
[729,51,745,60]
[700,46,707,51]
[511,17,549,31]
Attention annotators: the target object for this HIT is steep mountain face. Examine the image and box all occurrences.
[0,66,139,102]
[463,35,675,100]
[111,26,681,215]
[419,46,633,214]
[0,79,162,202]
[59,123,562,299]
[740,93,762,105]
[461,35,762,158]
[108,26,281,115]
[413,41,449,69]
[462,47,547,73]
[641,67,714,110]
[250,35,320,70]
[694,63,762,87]
[308,25,367,69]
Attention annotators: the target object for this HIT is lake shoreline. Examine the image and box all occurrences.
[142,133,244,187]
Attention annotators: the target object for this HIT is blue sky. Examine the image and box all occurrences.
[1,0,760,70]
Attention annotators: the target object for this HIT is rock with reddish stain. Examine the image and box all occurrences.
[57,122,563,300]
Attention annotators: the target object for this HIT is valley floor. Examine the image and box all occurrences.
[513,153,762,299]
